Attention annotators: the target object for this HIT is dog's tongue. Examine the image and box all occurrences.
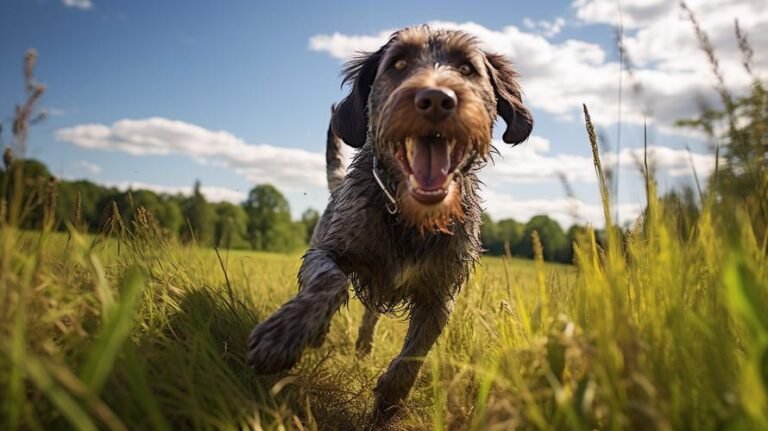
[412,137,450,189]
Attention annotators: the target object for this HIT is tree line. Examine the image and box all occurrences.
[480,213,592,263]
[1,155,598,261]
[0,156,320,252]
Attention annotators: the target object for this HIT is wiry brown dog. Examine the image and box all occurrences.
[248,25,533,425]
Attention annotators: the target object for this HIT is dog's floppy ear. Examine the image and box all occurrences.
[331,46,386,148]
[483,52,533,145]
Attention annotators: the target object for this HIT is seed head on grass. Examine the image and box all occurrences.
[3,148,12,170]
[734,19,754,77]
[74,191,83,233]
[583,104,612,229]
[12,49,47,156]
[44,176,58,231]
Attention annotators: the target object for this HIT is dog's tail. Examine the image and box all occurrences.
[325,104,346,193]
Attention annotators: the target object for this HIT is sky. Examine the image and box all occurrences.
[1,0,765,228]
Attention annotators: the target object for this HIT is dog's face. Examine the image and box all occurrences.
[332,26,533,233]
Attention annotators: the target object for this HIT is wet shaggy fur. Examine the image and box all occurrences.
[248,25,533,425]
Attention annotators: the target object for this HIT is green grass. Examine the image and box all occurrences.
[2,226,578,430]
[1,117,767,429]
[2,196,767,430]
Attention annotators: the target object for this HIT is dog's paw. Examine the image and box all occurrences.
[371,397,402,427]
[248,311,306,374]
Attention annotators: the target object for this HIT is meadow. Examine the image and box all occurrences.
[1,124,767,430]
[2,7,767,430]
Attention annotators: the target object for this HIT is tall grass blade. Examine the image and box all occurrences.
[3,347,99,431]
[80,267,145,393]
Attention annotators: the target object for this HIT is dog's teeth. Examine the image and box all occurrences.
[408,174,419,189]
[442,173,455,188]
[405,138,415,166]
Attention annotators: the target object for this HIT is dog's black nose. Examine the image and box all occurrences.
[414,87,457,122]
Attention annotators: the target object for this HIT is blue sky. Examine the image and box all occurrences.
[2,0,764,227]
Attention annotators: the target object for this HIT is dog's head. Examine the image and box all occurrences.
[332,26,533,233]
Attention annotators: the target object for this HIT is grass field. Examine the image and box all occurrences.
[2,178,767,430]
[2,226,576,430]
[1,94,767,429]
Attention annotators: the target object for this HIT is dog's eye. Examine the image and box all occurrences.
[458,64,474,76]
[394,59,408,71]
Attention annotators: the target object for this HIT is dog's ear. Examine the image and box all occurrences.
[483,52,533,145]
[331,47,386,148]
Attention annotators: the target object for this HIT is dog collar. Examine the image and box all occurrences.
[372,155,399,215]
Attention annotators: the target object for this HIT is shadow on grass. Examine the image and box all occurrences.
[105,286,371,430]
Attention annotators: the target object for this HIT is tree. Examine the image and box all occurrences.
[563,224,590,264]
[56,180,115,231]
[497,218,524,255]
[480,213,500,253]
[181,180,214,245]
[519,215,568,262]
[1,158,53,229]
[214,202,249,249]
[155,198,183,238]
[244,184,304,252]
[675,19,767,241]
[300,208,320,244]
[658,187,699,240]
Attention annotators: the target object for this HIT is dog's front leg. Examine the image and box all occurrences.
[355,308,380,356]
[372,295,453,423]
[248,249,348,374]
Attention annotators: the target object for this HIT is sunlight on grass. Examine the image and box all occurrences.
[1,166,766,429]
[2,10,767,430]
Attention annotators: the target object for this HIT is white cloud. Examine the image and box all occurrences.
[54,116,711,226]
[76,160,102,175]
[106,181,247,204]
[573,0,670,28]
[523,17,567,38]
[576,1,767,75]
[62,0,93,10]
[309,31,392,61]
[55,117,326,191]
[482,135,715,185]
[308,4,765,131]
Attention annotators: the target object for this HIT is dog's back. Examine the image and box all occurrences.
[309,105,346,246]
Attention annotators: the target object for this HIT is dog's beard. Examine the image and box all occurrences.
[371,72,494,234]
[397,179,464,234]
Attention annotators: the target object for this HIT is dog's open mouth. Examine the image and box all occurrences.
[395,133,466,204]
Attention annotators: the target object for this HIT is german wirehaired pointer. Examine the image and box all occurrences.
[248,25,533,424]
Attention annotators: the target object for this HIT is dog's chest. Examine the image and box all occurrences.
[386,246,461,296]
[392,261,424,291]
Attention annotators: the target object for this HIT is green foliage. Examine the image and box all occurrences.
[0,160,315,251]
[519,215,568,262]
[483,213,575,263]
[56,180,115,230]
[481,213,524,256]
[300,208,320,244]
[1,166,766,429]
[674,14,767,243]
[0,158,54,230]
[244,184,305,252]
[213,202,249,249]
[181,180,215,246]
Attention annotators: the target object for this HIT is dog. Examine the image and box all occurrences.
[248,25,533,424]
